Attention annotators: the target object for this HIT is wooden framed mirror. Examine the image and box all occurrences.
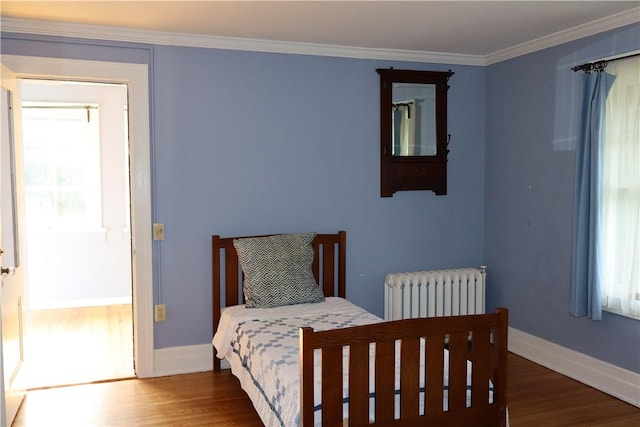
[377,68,454,196]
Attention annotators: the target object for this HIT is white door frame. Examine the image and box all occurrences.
[1,55,154,377]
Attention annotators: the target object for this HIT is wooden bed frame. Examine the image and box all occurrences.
[212,231,347,371]
[212,231,508,426]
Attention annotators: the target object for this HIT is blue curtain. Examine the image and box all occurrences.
[393,108,403,155]
[569,71,616,320]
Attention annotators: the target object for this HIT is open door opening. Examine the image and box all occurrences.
[17,79,135,389]
[0,56,154,407]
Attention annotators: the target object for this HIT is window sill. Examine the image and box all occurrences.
[602,306,640,321]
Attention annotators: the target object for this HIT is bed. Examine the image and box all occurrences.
[212,231,508,426]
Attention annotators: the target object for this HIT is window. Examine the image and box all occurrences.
[22,102,102,231]
[601,56,640,319]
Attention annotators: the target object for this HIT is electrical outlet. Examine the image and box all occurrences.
[155,304,167,322]
[153,223,165,241]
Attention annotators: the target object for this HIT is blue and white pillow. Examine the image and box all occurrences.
[233,232,325,308]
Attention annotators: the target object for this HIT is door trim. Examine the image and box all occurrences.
[1,55,154,377]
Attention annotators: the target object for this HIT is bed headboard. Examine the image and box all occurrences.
[211,230,346,370]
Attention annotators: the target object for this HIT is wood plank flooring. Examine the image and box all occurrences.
[13,352,639,426]
[13,370,263,427]
[507,353,639,426]
[16,305,135,390]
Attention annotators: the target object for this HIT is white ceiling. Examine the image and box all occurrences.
[1,1,639,64]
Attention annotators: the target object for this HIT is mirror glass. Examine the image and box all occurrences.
[392,83,436,156]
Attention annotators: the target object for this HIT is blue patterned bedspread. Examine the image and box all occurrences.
[213,298,381,426]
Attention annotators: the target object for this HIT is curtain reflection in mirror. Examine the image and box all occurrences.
[392,84,437,156]
[393,100,416,156]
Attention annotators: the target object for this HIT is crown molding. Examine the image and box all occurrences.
[485,6,640,65]
[2,8,638,67]
[0,17,484,66]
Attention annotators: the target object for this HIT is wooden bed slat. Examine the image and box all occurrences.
[471,329,491,408]
[348,342,370,425]
[448,331,469,411]
[425,334,446,415]
[492,308,509,426]
[400,337,420,418]
[322,346,343,426]
[374,340,395,423]
[211,235,223,372]
[312,244,320,287]
[299,327,315,427]
[224,250,240,307]
[321,243,335,297]
[313,231,346,298]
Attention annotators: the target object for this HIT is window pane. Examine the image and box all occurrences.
[25,190,54,221]
[56,160,84,187]
[22,102,102,230]
[56,191,85,219]
[23,155,51,187]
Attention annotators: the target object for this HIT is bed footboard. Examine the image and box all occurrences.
[300,308,508,427]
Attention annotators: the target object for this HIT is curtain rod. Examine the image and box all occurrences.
[22,105,98,122]
[392,102,412,118]
[572,52,640,73]
[22,105,97,109]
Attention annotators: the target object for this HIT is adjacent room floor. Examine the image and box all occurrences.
[16,304,135,389]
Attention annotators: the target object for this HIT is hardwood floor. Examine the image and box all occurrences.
[506,353,639,426]
[16,305,135,389]
[13,352,639,426]
[13,370,263,427]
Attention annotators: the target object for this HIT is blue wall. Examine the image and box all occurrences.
[150,47,486,348]
[484,23,640,373]
[3,22,638,374]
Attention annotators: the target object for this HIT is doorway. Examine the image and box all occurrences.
[0,55,154,388]
[18,79,134,388]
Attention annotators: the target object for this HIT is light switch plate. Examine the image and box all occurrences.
[153,223,165,240]
[154,304,166,322]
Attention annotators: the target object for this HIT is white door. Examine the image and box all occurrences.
[0,64,26,427]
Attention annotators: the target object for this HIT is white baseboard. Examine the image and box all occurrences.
[153,330,640,408]
[509,327,640,408]
[153,344,213,377]
[153,343,231,377]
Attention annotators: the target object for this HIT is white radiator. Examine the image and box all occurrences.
[384,267,486,321]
